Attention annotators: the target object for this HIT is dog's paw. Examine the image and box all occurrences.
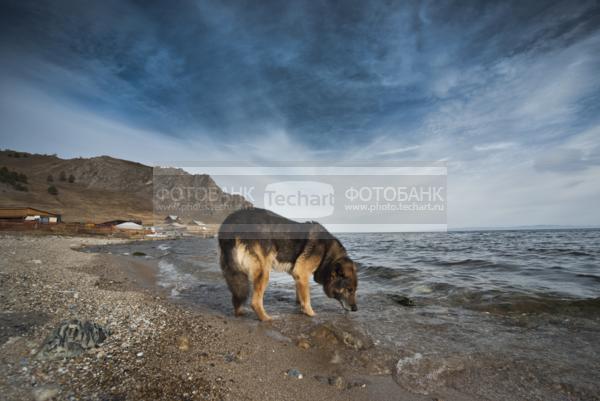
[259,314,273,322]
[302,308,316,317]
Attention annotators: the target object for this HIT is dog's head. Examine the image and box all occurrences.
[322,256,358,312]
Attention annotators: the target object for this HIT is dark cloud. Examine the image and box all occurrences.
[1,0,600,227]
[0,0,599,147]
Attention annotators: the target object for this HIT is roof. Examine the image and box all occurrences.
[0,207,60,218]
[99,219,143,226]
[115,222,144,230]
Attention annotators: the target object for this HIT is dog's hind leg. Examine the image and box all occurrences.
[250,263,272,322]
[220,246,249,317]
[226,270,249,317]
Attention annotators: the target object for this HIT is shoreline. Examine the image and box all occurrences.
[3,233,598,401]
[0,233,438,401]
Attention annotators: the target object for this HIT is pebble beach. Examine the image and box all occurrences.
[0,234,433,401]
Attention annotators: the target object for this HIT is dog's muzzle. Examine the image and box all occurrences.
[338,298,358,312]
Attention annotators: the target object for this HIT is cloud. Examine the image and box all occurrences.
[0,77,319,165]
[1,0,599,227]
[534,149,589,172]
[534,126,600,173]
[473,142,515,152]
[377,146,421,156]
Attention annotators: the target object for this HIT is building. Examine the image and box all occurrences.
[98,219,143,227]
[190,220,208,231]
[0,207,62,224]
[164,215,180,223]
[114,222,144,230]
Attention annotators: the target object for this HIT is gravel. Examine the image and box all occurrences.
[1,234,420,401]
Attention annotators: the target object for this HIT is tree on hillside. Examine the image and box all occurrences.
[48,185,58,195]
[68,174,75,183]
[47,174,54,182]
[59,171,66,181]
[1,166,28,191]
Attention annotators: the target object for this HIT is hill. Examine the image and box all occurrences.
[0,150,250,224]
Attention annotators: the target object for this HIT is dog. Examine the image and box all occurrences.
[218,207,358,321]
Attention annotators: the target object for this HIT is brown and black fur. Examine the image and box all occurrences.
[218,208,358,321]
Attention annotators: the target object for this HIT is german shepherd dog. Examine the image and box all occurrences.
[218,208,358,321]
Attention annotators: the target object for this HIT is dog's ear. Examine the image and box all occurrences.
[334,257,353,277]
[331,261,342,278]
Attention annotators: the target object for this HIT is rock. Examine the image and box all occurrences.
[338,331,366,350]
[315,375,356,390]
[31,260,42,265]
[296,338,311,349]
[177,336,190,351]
[264,330,292,343]
[32,385,59,401]
[389,294,416,307]
[346,379,368,389]
[286,368,303,379]
[330,351,342,364]
[37,320,109,360]
[224,352,239,363]
[328,375,345,389]
[310,323,372,350]
[310,326,338,345]
[136,352,144,357]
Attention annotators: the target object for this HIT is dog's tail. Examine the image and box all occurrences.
[219,239,249,313]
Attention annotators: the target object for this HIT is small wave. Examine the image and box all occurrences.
[157,260,197,297]
[157,244,171,251]
[465,294,600,316]
[577,274,600,283]
[434,258,496,268]
[528,248,592,257]
[567,251,592,256]
[358,264,417,280]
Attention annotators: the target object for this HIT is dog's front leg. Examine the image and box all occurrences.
[294,274,315,317]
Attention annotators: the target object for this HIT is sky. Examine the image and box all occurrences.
[0,0,599,228]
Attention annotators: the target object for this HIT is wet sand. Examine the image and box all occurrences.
[0,234,454,401]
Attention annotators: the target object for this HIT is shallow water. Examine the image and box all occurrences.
[85,229,600,400]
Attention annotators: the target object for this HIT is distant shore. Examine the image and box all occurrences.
[0,234,427,401]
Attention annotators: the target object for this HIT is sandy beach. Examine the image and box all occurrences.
[0,234,451,401]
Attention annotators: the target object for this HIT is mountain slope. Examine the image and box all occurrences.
[0,150,249,223]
